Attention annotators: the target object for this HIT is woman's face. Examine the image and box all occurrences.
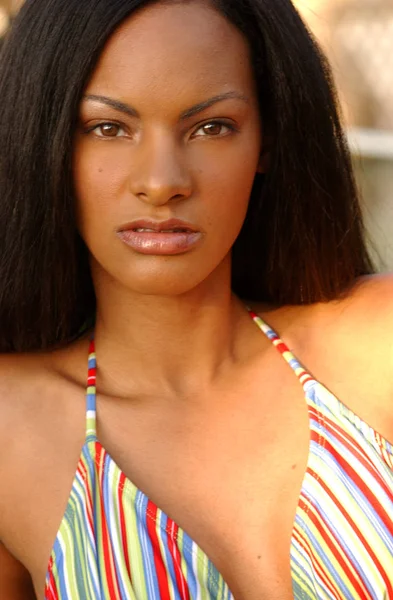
[74,0,262,297]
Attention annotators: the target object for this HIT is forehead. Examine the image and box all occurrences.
[86,1,256,108]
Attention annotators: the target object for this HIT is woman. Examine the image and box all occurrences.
[0,0,392,598]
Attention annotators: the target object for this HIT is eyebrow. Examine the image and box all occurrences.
[83,91,249,120]
[84,94,139,117]
[179,92,249,119]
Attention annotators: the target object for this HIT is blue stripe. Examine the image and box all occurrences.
[52,537,70,598]
[86,393,96,412]
[181,530,199,599]
[88,356,96,369]
[294,511,353,599]
[136,491,161,599]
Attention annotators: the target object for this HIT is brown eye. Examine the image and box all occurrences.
[202,123,223,136]
[94,123,125,138]
[193,121,233,138]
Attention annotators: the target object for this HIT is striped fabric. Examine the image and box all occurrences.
[45,313,393,599]
[45,341,233,600]
[251,312,393,600]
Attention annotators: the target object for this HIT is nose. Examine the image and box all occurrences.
[129,133,193,206]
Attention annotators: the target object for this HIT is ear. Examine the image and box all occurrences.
[257,142,271,174]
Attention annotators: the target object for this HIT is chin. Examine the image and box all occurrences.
[119,263,213,297]
[92,251,231,299]
[127,278,201,297]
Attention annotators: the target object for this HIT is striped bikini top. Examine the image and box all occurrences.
[45,312,393,600]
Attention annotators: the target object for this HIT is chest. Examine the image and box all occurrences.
[7,368,311,599]
[43,381,309,597]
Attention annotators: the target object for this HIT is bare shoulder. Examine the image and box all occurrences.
[338,273,393,326]
[0,341,87,563]
[256,274,393,358]
[256,274,393,442]
[0,349,69,455]
[0,350,52,460]
[0,352,52,560]
[321,274,393,364]
[0,338,88,448]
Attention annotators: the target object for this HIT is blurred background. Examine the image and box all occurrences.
[1,0,392,270]
[294,0,393,271]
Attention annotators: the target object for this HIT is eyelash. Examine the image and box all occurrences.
[83,119,237,139]
[84,122,127,138]
[193,120,236,138]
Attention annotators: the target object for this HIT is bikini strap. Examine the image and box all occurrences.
[85,338,98,441]
[249,310,316,392]
[85,313,312,437]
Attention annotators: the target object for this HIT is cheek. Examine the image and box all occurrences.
[198,152,259,239]
[74,144,127,195]
[194,124,261,232]
[73,144,128,235]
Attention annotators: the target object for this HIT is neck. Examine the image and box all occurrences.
[92,264,249,398]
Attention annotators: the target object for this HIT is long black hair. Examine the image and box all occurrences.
[0,0,373,352]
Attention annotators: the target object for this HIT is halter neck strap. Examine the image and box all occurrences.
[85,338,97,441]
[84,312,315,441]
[248,310,316,391]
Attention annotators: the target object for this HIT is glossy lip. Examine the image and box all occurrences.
[117,218,202,255]
[118,218,199,234]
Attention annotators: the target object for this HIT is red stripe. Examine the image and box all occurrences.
[269,333,316,385]
[45,557,60,600]
[309,469,393,596]
[145,501,172,600]
[166,520,190,600]
[298,497,371,599]
[85,466,96,540]
[318,411,393,503]
[306,407,393,595]
[97,444,122,600]
[77,459,95,536]
[292,527,342,600]
[318,430,393,538]
[275,341,288,355]
[118,472,132,581]
[375,432,393,462]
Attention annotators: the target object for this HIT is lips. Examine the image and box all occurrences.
[117,218,202,255]
[133,227,191,233]
[120,218,197,233]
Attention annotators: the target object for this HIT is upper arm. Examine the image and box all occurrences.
[0,542,36,599]
[316,274,393,440]
[347,275,393,368]
[0,358,39,599]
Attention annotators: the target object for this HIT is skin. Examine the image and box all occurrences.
[1,2,393,599]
